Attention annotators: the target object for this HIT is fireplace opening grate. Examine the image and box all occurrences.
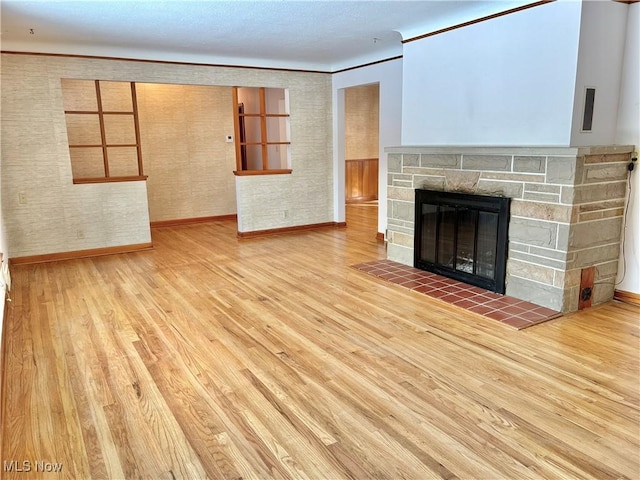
[414,189,510,294]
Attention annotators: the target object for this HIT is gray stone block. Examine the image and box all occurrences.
[388,154,402,173]
[596,260,619,280]
[511,200,572,222]
[507,259,555,285]
[481,172,545,183]
[569,217,623,249]
[392,231,415,248]
[561,182,627,204]
[420,154,461,169]
[525,183,561,194]
[584,152,631,164]
[554,268,581,288]
[387,186,415,201]
[462,155,512,171]
[393,180,413,188]
[386,222,414,236]
[579,209,625,222]
[569,244,621,269]
[509,242,530,253]
[514,156,546,173]
[391,200,415,222]
[509,217,558,248]
[444,171,481,192]
[546,156,581,185]
[522,191,561,204]
[390,173,413,182]
[583,163,629,184]
[387,243,413,266]
[505,275,563,311]
[508,251,567,270]
[529,245,569,261]
[402,154,420,167]
[413,175,445,190]
[577,199,626,214]
[562,286,579,313]
[593,282,615,305]
[557,224,570,251]
[476,180,523,198]
[404,167,444,176]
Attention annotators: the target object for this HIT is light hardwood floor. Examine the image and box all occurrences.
[2,204,639,479]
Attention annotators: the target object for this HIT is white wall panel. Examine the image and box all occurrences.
[401,1,581,146]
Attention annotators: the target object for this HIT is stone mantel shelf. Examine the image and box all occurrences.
[385,145,635,156]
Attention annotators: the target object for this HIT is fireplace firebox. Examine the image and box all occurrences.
[414,189,510,294]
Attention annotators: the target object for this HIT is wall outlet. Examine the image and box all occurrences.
[76,229,85,239]
[225,135,233,143]
[18,192,26,205]
[283,209,289,219]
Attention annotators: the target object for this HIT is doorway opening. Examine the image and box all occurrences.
[344,84,379,205]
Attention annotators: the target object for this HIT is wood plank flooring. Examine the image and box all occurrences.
[2,204,639,479]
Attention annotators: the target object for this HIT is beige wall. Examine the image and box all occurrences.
[136,83,236,222]
[0,53,333,256]
[345,84,379,160]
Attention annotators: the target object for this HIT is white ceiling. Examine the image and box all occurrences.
[1,0,535,72]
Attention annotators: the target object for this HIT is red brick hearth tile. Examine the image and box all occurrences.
[441,285,467,294]
[355,264,379,272]
[467,286,488,295]
[501,317,532,329]
[485,309,514,321]
[379,272,402,280]
[424,289,450,298]
[410,284,433,294]
[532,306,561,317]
[501,305,531,316]
[399,280,426,289]
[452,298,479,309]
[501,296,527,306]
[351,260,561,329]
[440,293,466,304]
[468,304,496,315]
[403,272,433,281]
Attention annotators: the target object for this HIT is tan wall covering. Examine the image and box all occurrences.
[136,83,236,222]
[345,84,379,160]
[0,53,333,256]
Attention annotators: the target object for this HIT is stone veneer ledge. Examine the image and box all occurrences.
[384,145,634,313]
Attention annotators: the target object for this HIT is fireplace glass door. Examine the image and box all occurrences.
[414,190,510,293]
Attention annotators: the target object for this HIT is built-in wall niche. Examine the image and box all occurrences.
[61,79,144,183]
[233,87,291,173]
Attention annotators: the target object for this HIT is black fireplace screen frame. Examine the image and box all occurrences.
[414,189,510,294]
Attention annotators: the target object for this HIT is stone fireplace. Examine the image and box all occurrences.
[385,145,633,313]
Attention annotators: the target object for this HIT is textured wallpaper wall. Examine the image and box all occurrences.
[1,53,333,256]
[136,83,237,222]
[345,83,379,160]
